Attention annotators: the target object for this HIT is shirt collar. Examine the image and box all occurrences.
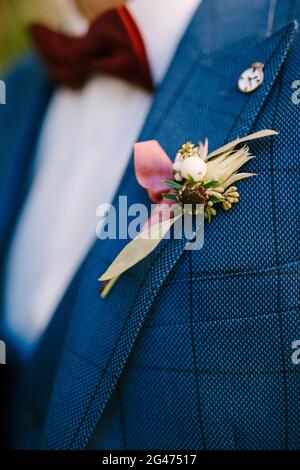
[128,0,202,86]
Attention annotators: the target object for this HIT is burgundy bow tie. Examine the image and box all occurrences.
[30,6,154,91]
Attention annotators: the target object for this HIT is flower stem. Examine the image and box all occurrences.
[100,275,121,299]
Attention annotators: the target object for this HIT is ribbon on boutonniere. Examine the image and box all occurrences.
[99,129,278,298]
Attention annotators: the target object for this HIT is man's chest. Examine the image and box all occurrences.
[3,75,152,350]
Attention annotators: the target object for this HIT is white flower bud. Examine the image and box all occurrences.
[172,161,182,172]
[174,173,183,182]
[175,153,184,163]
[180,156,207,182]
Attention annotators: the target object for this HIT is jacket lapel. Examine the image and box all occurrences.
[42,6,298,449]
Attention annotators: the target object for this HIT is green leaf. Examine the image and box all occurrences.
[99,214,183,281]
[202,180,220,189]
[162,193,177,200]
[161,179,182,190]
[186,175,195,184]
[209,195,222,203]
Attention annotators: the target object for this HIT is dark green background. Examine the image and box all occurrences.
[0,0,28,71]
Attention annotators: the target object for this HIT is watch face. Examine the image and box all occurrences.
[238,66,264,93]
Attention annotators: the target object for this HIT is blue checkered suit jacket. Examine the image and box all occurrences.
[0,0,300,450]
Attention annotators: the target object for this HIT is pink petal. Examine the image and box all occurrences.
[134,140,174,203]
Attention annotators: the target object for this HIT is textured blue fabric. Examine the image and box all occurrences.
[0,0,300,450]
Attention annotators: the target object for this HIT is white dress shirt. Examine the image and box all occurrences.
[3,0,201,355]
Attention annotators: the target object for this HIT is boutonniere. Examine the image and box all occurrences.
[100,129,278,298]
